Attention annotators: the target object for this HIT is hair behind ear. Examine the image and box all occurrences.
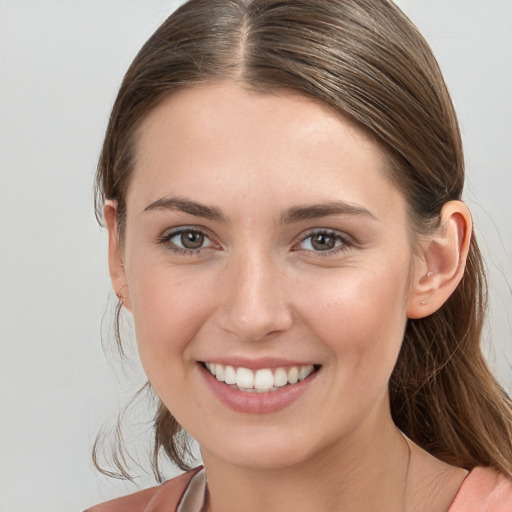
[391,237,512,477]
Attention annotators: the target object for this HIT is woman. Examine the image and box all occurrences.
[87,0,512,510]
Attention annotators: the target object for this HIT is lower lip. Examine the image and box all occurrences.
[199,364,318,414]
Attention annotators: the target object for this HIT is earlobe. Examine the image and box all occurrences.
[104,201,132,312]
[407,201,472,319]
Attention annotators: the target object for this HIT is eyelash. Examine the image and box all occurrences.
[157,227,353,257]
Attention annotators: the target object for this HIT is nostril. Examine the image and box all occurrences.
[218,303,293,342]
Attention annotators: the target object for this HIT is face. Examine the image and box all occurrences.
[108,82,423,470]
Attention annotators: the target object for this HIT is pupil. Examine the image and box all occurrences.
[181,231,204,249]
[312,234,335,251]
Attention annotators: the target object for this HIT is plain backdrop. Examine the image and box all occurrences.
[0,1,511,510]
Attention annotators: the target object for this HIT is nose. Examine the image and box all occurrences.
[218,250,293,342]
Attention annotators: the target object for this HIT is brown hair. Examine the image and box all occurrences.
[94,0,512,481]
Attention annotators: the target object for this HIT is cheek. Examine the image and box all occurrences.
[125,262,217,378]
[297,261,411,373]
[293,265,411,433]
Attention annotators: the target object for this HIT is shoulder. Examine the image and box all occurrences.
[84,467,203,512]
[448,466,512,511]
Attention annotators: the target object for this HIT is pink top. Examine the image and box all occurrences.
[447,466,512,511]
[85,465,512,511]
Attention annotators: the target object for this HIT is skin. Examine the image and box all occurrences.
[106,82,472,511]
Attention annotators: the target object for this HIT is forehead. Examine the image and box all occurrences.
[129,81,405,221]
[135,82,382,164]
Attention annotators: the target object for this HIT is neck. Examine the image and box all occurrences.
[201,415,410,512]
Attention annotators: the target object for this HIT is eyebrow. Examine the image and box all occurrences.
[143,196,228,222]
[279,201,377,224]
[143,196,376,224]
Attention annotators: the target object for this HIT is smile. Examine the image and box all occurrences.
[202,362,316,392]
[200,361,321,414]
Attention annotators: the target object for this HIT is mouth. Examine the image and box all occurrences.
[201,362,319,393]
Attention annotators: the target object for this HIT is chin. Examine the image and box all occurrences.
[208,443,314,471]
[197,421,338,471]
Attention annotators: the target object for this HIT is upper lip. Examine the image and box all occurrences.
[199,357,319,370]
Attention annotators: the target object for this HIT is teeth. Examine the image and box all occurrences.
[274,367,288,387]
[254,369,274,390]
[287,367,299,384]
[236,367,254,389]
[224,365,236,385]
[204,362,315,391]
[298,366,311,381]
[215,364,225,381]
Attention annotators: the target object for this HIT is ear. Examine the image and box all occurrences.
[407,200,472,319]
[104,201,132,312]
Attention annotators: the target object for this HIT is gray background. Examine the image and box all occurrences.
[0,1,510,510]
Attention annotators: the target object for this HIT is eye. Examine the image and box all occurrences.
[297,230,351,254]
[176,230,206,249]
[158,227,216,254]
